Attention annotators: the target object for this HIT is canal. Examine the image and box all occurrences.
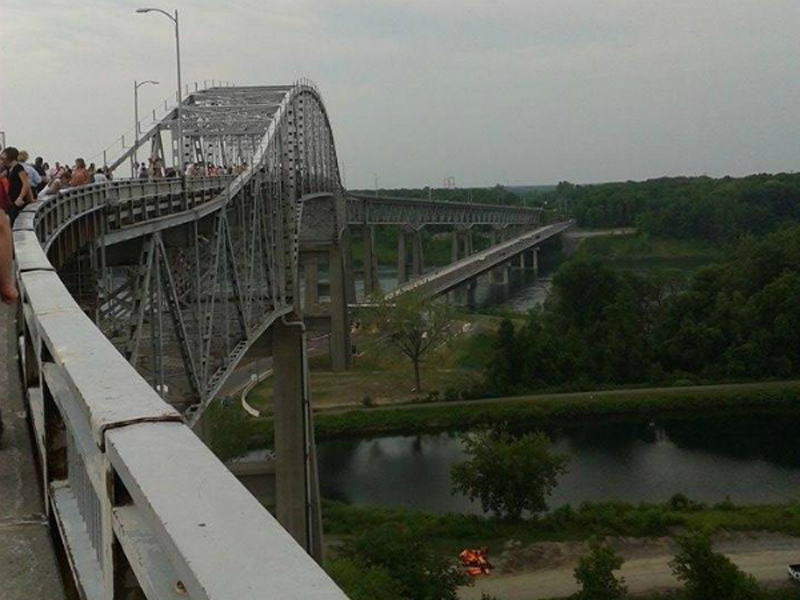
[315,412,800,513]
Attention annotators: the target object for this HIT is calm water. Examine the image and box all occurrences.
[315,413,800,513]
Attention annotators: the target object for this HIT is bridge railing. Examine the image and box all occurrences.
[347,193,542,226]
[12,182,348,599]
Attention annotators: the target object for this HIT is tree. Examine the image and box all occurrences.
[573,538,627,600]
[364,292,453,392]
[485,318,520,393]
[669,529,760,600]
[451,429,569,520]
[326,557,405,600]
[343,523,470,600]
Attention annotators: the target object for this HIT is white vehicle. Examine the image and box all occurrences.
[788,564,800,581]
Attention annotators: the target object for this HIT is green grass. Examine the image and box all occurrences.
[221,380,800,456]
[572,233,724,276]
[310,381,800,441]
[247,314,501,411]
[323,497,800,556]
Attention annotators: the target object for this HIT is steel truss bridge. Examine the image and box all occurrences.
[11,82,569,599]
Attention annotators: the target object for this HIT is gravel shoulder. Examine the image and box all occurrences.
[459,532,800,600]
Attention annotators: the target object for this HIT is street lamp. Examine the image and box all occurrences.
[136,7,184,173]
[133,80,159,175]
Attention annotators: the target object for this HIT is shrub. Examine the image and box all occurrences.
[670,529,761,600]
[573,538,628,600]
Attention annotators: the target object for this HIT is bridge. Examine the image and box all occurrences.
[6,82,571,598]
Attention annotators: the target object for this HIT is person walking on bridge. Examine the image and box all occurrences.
[0,212,16,304]
[1,147,33,223]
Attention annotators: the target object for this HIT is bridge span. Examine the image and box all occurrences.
[7,81,571,598]
[383,220,574,302]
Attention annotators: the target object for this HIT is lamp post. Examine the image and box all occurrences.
[133,80,158,175]
[136,7,184,173]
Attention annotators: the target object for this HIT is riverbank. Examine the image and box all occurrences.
[310,380,800,441]
[571,232,723,274]
[324,498,800,555]
[460,530,800,600]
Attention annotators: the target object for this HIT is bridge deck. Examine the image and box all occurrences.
[0,303,66,599]
[384,221,573,300]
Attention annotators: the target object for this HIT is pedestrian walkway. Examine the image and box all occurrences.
[0,302,66,599]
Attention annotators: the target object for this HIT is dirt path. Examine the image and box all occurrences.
[318,378,800,414]
[459,533,800,599]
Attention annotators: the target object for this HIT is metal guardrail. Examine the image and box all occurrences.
[12,180,349,599]
[347,193,542,226]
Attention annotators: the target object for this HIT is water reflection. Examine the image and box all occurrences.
[315,413,800,513]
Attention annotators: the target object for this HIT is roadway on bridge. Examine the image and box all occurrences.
[0,303,66,599]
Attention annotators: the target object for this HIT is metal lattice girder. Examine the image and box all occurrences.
[347,193,542,227]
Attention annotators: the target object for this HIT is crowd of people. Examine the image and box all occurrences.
[0,146,114,304]
[0,147,113,223]
[0,145,251,305]
[133,156,249,179]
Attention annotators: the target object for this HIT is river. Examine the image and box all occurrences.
[315,412,800,513]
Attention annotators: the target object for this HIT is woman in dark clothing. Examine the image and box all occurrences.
[0,147,32,224]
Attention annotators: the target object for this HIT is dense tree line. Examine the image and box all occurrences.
[484,225,800,393]
[555,173,800,242]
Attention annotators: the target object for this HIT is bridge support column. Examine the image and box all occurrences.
[397,230,408,284]
[466,280,478,309]
[343,229,357,305]
[272,318,324,563]
[303,254,319,310]
[411,229,424,278]
[531,246,539,277]
[329,242,352,371]
[451,227,473,262]
[362,226,379,296]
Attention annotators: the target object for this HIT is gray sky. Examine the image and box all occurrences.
[1,0,798,188]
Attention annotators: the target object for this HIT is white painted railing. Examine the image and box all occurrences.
[12,180,349,600]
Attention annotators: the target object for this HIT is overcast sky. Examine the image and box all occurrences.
[1,1,798,188]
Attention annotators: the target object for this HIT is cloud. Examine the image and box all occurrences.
[1,0,799,186]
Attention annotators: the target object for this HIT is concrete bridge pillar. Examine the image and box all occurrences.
[397,229,408,284]
[303,254,319,310]
[411,229,424,278]
[342,229,357,306]
[451,227,473,262]
[362,226,380,296]
[272,318,324,562]
[466,280,478,309]
[531,246,539,277]
[328,241,352,371]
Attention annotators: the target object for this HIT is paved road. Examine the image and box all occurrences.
[461,534,800,599]
[0,302,66,599]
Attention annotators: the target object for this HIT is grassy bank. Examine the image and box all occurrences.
[247,313,506,411]
[311,381,800,441]
[572,233,723,273]
[211,380,800,460]
[323,497,800,555]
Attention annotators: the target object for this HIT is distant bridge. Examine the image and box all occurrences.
[11,81,570,599]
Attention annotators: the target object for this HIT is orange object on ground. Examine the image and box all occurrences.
[458,547,492,576]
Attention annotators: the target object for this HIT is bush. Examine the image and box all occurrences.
[327,557,405,600]
[573,538,628,600]
[343,523,470,600]
[670,529,761,600]
[361,395,376,408]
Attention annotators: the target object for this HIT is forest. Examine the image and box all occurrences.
[484,224,800,394]
[558,173,800,242]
